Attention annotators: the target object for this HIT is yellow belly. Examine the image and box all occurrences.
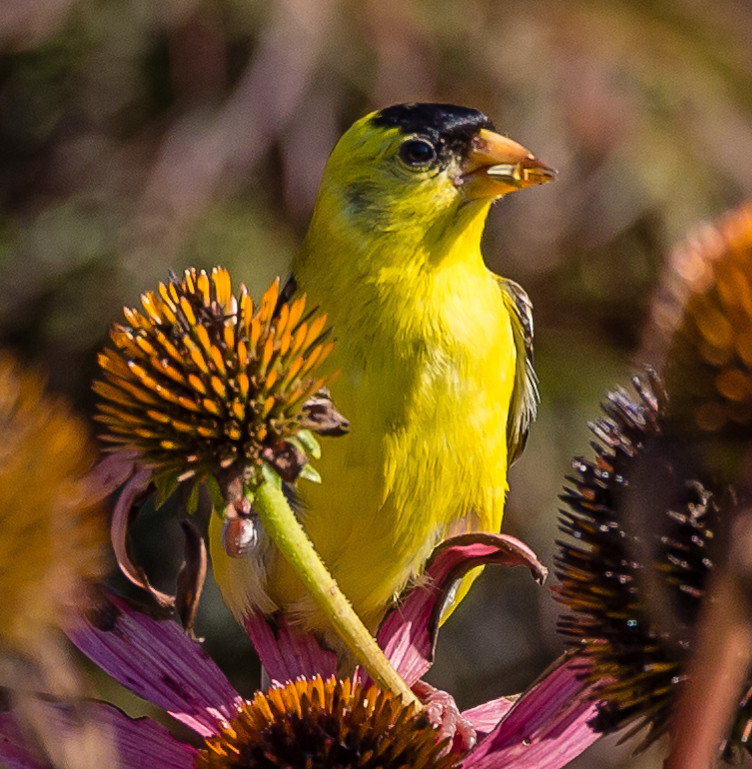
[265,267,516,632]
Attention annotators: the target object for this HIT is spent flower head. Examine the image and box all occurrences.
[95,267,344,495]
[553,372,752,755]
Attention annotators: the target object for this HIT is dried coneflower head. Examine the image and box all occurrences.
[647,202,752,437]
[198,676,456,769]
[0,354,106,649]
[553,373,752,754]
[95,267,346,495]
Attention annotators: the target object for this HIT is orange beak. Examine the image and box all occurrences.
[457,128,556,200]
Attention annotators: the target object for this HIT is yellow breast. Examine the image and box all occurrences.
[267,249,516,631]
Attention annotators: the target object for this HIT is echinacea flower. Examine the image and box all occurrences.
[648,201,752,438]
[0,353,110,768]
[0,354,106,651]
[0,533,601,769]
[637,201,752,767]
[95,267,343,490]
[91,267,348,621]
[553,371,752,759]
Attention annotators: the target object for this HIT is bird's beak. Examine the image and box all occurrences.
[457,128,556,200]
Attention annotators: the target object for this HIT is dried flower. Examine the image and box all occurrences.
[91,268,348,624]
[553,372,752,755]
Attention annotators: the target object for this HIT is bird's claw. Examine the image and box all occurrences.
[413,680,477,754]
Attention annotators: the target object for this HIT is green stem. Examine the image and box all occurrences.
[255,468,420,708]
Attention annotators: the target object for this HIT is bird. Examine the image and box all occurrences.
[210,102,555,642]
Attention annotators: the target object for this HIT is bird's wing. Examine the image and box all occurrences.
[497,277,539,465]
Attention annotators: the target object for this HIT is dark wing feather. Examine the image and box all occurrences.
[497,278,539,465]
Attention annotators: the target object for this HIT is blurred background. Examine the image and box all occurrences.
[3,1,752,766]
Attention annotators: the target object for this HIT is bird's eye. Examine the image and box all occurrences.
[399,138,437,168]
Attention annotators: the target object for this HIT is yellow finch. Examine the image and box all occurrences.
[211,103,554,638]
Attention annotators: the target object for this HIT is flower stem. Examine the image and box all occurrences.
[254,468,420,708]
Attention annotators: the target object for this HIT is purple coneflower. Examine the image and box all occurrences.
[0,534,600,769]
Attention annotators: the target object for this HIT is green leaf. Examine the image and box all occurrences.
[154,469,180,508]
[294,429,321,459]
[298,463,321,484]
[205,474,225,512]
[185,479,201,515]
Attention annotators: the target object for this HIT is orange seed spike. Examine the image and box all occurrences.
[187,373,207,395]
[279,327,292,358]
[237,340,248,369]
[304,313,328,349]
[260,335,275,374]
[237,372,249,399]
[214,268,232,308]
[176,394,202,413]
[287,295,306,329]
[203,398,222,416]
[179,296,198,328]
[152,357,186,386]
[197,270,211,304]
[289,323,309,357]
[210,375,227,399]
[275,303,290,339]
[223,324,235,352]
[210,345,226,376]
[92,381,139,408]
[239,290,253,340]
[261,395,275,418]
[195,324,213,355]
[250,316,261,352]
[259,277,280,322]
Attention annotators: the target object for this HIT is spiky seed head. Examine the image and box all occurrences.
[553,373,752,754]
[95,268,339,492]
[196,676,457,769]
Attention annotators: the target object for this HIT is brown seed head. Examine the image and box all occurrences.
[197,676,456,769]
[95,268,338,489]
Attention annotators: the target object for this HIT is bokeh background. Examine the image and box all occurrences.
[3,1,752,766]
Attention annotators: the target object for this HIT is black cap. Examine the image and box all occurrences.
[371,103,494,164]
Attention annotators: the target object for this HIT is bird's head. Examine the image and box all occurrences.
[303,102,555,262]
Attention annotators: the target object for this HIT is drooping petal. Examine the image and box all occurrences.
[0,701,197,769]
[67,592,241,737]
[377,533,547,686]
[245,612,337,682]
[86,452,140,503]
[461,656,601,769]
[109,467,176,609]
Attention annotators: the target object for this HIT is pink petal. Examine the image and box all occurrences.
[462,696,516,738]
[245,613,337,681]
[0,701,197,769]
[0,715,44,769]
[86,452,139,501]
[377,533,547,686]
[461,656,602,769]
[67,592,242,737]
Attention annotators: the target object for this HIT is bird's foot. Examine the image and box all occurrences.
[413,680,477,755]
